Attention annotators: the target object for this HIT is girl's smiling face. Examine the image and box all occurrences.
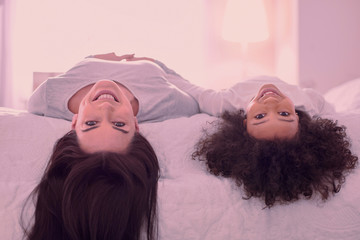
[245,84,299,140]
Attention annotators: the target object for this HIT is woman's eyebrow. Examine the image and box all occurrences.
[112,126,129,134]
[81,126,129,134]
[82,126,99,132]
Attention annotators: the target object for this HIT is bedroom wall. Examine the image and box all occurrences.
[2,0,360,109]
[9,0,209,109]
[203,0,360,93]
[0,0,13,108]
[297,0,360,93]
[201,0,277,89]
[5,0,281,109]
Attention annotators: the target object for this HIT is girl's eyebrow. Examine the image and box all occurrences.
[252,119,269,125]
[279,119,295,123]
[252,118,295,126]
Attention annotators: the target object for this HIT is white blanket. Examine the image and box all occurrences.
[1,105,360,239]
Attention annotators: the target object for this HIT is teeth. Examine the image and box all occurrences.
[97,94,115,100]
[262,90,277,97]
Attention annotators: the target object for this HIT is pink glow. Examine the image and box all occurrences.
[222,0,269,43]
[2,0,360,109]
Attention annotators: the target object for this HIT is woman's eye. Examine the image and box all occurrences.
[114,122,125,127]
[255,113,265,119]
[279,112,290,116]
[85,121,97,126]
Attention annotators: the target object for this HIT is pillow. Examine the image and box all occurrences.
[324,78,360,112]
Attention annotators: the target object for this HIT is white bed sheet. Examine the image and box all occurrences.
[1,101,360,239]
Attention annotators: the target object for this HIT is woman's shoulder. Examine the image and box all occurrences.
[74,57,164,74]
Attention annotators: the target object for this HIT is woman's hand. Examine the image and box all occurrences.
[93,52,155,62]
[126,56,155,62]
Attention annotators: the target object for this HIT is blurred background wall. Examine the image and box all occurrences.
[1,0,359,109]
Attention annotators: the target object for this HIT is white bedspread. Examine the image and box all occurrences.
[1,107,360,240]
[144,112,360,240]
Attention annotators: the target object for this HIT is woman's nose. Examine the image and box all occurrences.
[98,102,115,111]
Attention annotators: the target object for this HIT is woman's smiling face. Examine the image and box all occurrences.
[71,80,139,153]
[245,84,299,140]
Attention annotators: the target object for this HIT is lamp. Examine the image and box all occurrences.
[222,0,269,78]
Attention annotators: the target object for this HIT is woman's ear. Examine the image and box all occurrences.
[134,117,139,132]
[243,119,247,128]
[71,114,78,130]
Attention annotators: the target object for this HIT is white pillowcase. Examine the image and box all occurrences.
[324,78,360,112]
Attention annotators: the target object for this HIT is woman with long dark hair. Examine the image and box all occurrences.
[28,53,199,153]
[23,53,199,239]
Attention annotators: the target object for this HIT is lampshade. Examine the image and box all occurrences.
[222,0,269,43]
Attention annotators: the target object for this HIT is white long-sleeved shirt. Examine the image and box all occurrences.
[155,61,334,117]
[28,58,199,123]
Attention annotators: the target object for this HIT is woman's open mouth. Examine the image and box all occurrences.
[93,90,119,102]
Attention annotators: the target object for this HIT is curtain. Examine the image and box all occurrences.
[0,0,12,108]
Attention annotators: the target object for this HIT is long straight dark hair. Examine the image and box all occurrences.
[22,130,159,240]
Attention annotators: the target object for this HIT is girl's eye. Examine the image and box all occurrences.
[85,121,97,126]
[279,112,290,116]
[255,113,265,119]
[114,122,125,127]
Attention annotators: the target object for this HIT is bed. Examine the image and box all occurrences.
[1,77,360,240]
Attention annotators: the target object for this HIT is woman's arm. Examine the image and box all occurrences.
[154,60,242,116]
[91,52,135,61]
[91,52,155,62]
[90,53,242,116]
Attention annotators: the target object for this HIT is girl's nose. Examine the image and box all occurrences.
[263,97,279,105]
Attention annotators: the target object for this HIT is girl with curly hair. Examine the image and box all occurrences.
[159,65,358,207]
[193,108,358,207]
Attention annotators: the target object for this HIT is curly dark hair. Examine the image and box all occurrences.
[193,109,358,208]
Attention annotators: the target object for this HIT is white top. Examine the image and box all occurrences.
[28,58,199,123]
[156,61,335,117]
